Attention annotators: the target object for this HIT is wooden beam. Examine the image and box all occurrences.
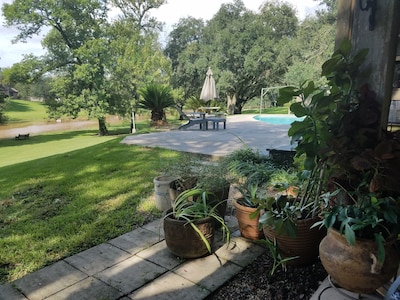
[336,0,400,130]
[335,0,355,48]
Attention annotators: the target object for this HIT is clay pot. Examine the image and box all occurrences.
[319,228,399,294]
[263,217,326,266]
[233,199,264,240]
[163,209,215,258]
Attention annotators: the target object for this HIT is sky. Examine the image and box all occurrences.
[0,0,318,68]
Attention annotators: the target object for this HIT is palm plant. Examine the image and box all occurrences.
[138,84,175,123]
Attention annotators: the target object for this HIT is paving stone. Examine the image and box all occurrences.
[310,277,382,300]
[173,254,243,292]
[64,243,131,276]
[141,219,164,237]
[214,236,265,267]
[136,240,184,270]
[128,271,210,300]
[0,283,28,300]
[95,255,167,294]
[13,261,87,300]
[45,276,122,300]
[108,227,162,254]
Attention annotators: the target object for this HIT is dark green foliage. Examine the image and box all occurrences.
[138,84,175,123]
[0,92,7,124]
[280,38,400,263]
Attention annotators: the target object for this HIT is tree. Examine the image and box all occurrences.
[2,0,168,135]
[1,55,46,100]
[138,83,175,123]
[204,0,298,114]
[284,19,335,86]
[164,17,205,100]
[0,73,7,124]
[111,0,165,32]
[167,0,298,114]
[283,1,337,86]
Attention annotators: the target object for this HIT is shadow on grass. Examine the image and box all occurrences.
[0,130,102,147]
[7,100,34,113]
[0,139,179,283]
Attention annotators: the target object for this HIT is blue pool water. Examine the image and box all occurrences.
[253,114,304,125]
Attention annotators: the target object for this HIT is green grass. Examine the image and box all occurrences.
[0,132,183,283]
[5,99,49,123]
[242,106,290,114]
[0,101,187,283]
[0,130,117,167]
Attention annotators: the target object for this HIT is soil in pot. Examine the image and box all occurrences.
[319,228,400,294]
[233,199,264,240]
[163,209,215,258]
[263,217,326,266]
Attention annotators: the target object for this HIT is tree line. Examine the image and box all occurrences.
[0,0,337,135]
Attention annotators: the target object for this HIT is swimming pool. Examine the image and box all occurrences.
[253,114,304,125]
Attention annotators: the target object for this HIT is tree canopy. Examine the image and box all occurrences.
[2,0,337,124]
[2,0,169,134]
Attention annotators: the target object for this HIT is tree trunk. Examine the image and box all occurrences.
[98,117,109,136]
[227,94,236,115]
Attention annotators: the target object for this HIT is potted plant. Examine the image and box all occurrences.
[225,148,277,240]
[233,183,265,240]
[254,167,326,266]
[279,39,400,293]
[196,160,231,222]
[163,188,230,258]
[154,154,201,211]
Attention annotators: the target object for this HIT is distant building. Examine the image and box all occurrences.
[0,84,19,98]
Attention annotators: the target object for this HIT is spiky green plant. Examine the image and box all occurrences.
[138,84,175,122]
[164,188,230,253]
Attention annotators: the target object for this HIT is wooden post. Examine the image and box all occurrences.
[336,0,400,130]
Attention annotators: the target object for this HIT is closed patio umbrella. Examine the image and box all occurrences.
[200,67,218,102]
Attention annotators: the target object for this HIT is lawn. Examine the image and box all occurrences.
[0,131,184,283]
[0,103,184,284]
[5,99,91,124]
[0,99,285,284]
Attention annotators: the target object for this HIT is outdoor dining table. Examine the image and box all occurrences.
[198,106,221,114]
[186,112,206,119]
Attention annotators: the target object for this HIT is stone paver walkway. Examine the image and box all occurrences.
[0,216,266,300]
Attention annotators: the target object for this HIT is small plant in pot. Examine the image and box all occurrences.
[196,160,231,222]
[279,39,400,293]
[161,154,202,200]
[163,188,230,258]
[225,148,277,240]
[233,182,266,240]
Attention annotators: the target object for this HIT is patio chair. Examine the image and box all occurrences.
[175,106,207,130]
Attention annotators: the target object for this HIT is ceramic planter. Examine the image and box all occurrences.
[153,175,175,211]
[263,217,326,266]
[233,199,264,240]
[163,209,215,258]
[319,228,399,294]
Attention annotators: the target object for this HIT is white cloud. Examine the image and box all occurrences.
[0,0,318,68]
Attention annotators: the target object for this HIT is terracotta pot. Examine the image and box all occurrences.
[319,228,399,294]
[163,209,215,258]
[233,199,264,240]
[263,217,326,266]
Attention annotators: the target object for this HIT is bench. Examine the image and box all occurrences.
[15,133,30,140]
